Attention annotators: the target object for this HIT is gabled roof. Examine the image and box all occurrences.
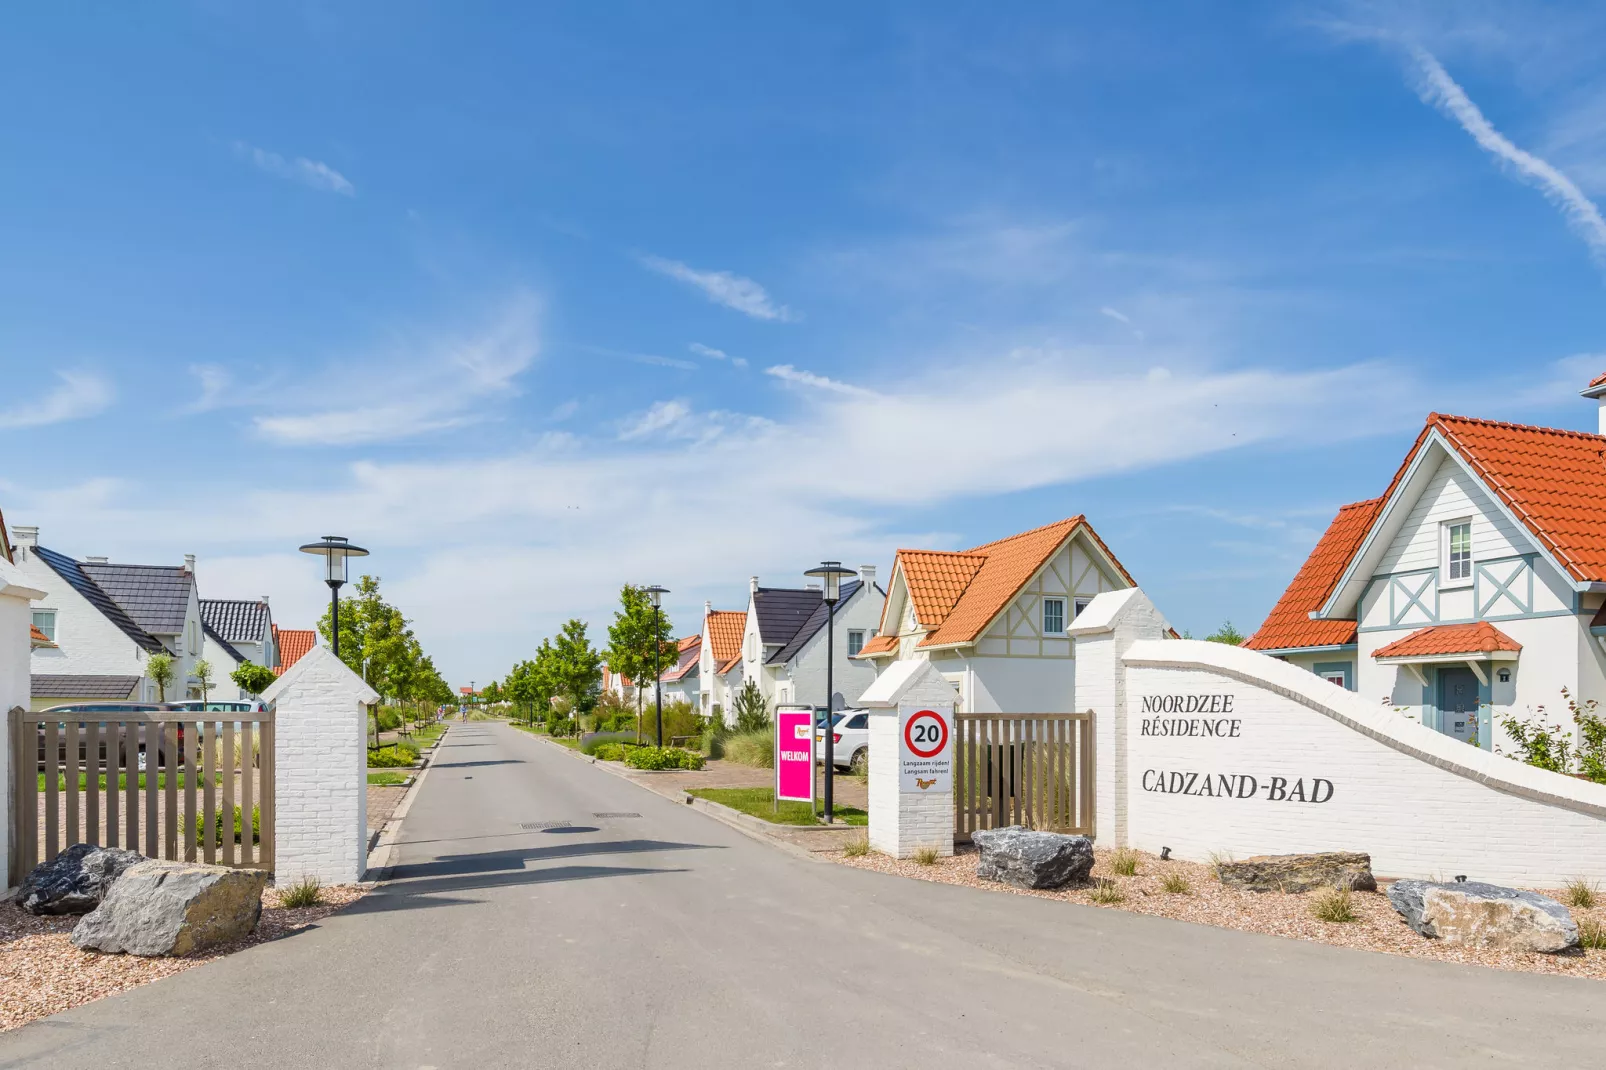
[272,625,317,675]
[752,587,823,647]
[80,561,192,634]
[718,654,743,677]
[202,621,245,663]
[1374,622,1521,659]
[661,635,701,682]
[768,580,878,665]
[32,545,165,654]
[200,599,270,644]
[853,633,898,659]
[32,674,140,699]
[1245,498,1384,652]
[704,610,745,665]
[901,552,986,627]
[30,624,54,647]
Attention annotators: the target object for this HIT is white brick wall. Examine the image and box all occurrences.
[262,644,377,885]
[1,563,47,888]
[863,661,959,859]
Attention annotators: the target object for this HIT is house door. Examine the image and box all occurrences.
[1437,667,1480,744]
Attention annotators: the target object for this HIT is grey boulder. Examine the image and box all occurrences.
[71,860,268,957]
[18,843,144,915]
[1388,880,1579,953]
[973,826,1094,889]
[1216,852,1377,894]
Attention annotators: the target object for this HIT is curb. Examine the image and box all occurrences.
[364,723,448,882]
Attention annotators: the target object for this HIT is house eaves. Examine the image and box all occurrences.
[32,545,165,654]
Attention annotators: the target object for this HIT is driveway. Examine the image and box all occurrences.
[1,720,1600,1068]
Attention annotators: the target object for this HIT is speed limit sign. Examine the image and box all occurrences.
[898,703,953,793]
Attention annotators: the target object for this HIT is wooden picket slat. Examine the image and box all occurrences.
[202,720,217,864]
[953,712,1095,843]
[43,721,59,861]
[183,721,198,862]
[145,722,158,857]
[105,721,120,849]
[260,716,275,867]
[222,720,236,866]
[64,719,80,848]
[240,725,254,866]
[125,720,138,848]
[164,721,178,859]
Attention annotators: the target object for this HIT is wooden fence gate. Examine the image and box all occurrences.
[8,706,275,886]
[953,712,1094,842]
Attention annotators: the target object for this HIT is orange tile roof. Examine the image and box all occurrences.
[1374,621,1521,659]
[661,635,701,682]
[853,632,899,659]
[30,624,53,646]
[1245,498,1385,652]
[718,654,742,676]
[273,626,316,675]
[1589,371,1606,389]
[900,551,986,628]
[705,610,745,665]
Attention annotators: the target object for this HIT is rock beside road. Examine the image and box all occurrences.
[1216,852,1377,894]
[973,826,1094,889]
[19,843,145,915]
[71,861,268,957]
[1387,880,1579,953]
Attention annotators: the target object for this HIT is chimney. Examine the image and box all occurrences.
[13,525,37,551]
[749,576,759,598]
[1582,373,1606,435]
[85,556,108,564]
[703,599,712,620]
[859,564,876,588]
[184,554,196,573]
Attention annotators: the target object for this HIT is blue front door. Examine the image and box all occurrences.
[1437,667,1480,744]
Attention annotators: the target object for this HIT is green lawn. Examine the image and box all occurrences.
[688,787,868,827]
[36,771,222,792]
[367,771,412,786]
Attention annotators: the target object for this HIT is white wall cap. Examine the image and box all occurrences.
[857,658,957,708]
[261,643,380,706]
[1065,587,1170,637]
[0,558,46,602]
[1122,637,1606,819]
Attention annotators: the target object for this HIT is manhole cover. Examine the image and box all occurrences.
[520,821,573,830]
[593,812,640,819]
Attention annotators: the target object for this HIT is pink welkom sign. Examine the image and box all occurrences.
[774,708,816,804]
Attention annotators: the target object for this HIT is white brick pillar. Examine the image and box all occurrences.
[1,561,46,889]
[860,660,960,859]
[1067,588,1171,848]
[262,644,377,884]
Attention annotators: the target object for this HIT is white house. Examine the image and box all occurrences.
[656,634,701,707]
[697,603,746,720]
[733,568,884,712]
[853,517,1138,714]
[200,597,277,700]
[12,526,208,708]
[1248,383,1606,755]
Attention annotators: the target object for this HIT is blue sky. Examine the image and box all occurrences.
[4,2,1606,685]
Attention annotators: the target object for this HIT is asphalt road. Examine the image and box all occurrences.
[2,720,1602,1068]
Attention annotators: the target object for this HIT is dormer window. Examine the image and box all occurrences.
[1443,520,1473,586]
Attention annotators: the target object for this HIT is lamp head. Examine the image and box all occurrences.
[645,584,669,609]
[298,535,369,588]
[804,560,854,604]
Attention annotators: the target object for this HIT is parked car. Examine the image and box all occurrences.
[166,699,268,714]
[815,709,870,774]
[34,702,186,771]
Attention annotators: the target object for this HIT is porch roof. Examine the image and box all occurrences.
[1373,621,1522,663]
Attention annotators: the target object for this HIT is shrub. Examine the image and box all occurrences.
[195,805,261,845]
[1580,917,1606,950]
[700,720,727,759]
[1160,871,1191,895]
[547,715,575,738]
[637,700,703,746]
[1108,848,1140,877]
[375,707,404,732]
[912,845,939,865]
[1563,878,1599,909]
[1088,878,1124,904]
[368,742,420,768]
[842,836,870,858]
[1500,709,1574,774]
[732,680,771,732]
[1310,887,1358,923]
[623,746,705,771]
[279,875,322,908]
[580,731,638,757]
[723,726,775,768]
[592,742,628,762]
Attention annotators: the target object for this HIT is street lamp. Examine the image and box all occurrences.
[298,536,369,660]
[645,586,669,748]
[805,561,855,823]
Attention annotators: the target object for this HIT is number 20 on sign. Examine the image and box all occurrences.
[898,705,952,794]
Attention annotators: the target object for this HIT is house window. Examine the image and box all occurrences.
[1073,597,1092,618]
[32,609,57,642]
[1043,598,1066,635]
[847,630,865,657]
[1443,520,1472,585]
[746,633,757,661]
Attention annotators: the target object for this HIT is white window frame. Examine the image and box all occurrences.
[1042,597,1067,635]
[32,608,57,642]
[846,629,865,657]
[1320,671,1347,687]
[1073,597,1092,618]
[1441,518,1474,588]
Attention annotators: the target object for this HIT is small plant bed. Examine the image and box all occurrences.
[367,742,421,768]
[689,787,868,827]
[367,771,412,786]
[836,844,1606,980]
[0,883,366,1033]
[37,771,224,792]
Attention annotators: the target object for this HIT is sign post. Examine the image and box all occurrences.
[774,706,816,812]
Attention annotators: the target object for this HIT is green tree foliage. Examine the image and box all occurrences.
[316,575,450,730]
[230,661,277,696]
[193,659,215,704]
[550,618,603,717]
[606,584,675,719]
[732,679,771,733]
[1204,621,1245,645]
[481,680,503,704]
[147,652,175,702]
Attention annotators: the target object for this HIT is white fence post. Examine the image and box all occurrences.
[860,660,959,859]
[0,561,46,888]
[262,644,377,884]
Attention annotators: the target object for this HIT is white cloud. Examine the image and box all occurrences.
[233,141,355,196]
[254,293,541,445]
[0,371,113,430]
[1406,46,1606,265]
[183,364,233,414]
[689,342,748,368]
[637,255,797,322]
[618,400,692,441]
[764,364,877,398]
[1099,306,1132,325]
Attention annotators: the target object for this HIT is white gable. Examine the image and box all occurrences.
[1376,453,1532,575]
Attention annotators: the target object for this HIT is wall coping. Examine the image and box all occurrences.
[261,643,379,706]
[1122,638,1606,821]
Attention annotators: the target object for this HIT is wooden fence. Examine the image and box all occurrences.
[953,712,1094,842]
[8,707,274,886]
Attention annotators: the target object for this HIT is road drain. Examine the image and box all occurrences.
[593,812,640,819]
[520,821,573,830]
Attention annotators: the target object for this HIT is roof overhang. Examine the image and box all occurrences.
[1315,429,1586,621]
[1374,650,1520,667]
[1252,643,1357,657]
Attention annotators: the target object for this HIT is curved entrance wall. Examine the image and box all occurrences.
[1072,589,1606,885]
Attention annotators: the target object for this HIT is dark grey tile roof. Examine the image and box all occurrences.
[80,561,192,635]
[200,599,269,643]
[767,580,870,665]
[32,674,141,699]
[202,621,244,663]
[32,546,165,654]
[752,586,822,648]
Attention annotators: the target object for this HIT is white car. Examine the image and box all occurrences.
[816,709,869,774]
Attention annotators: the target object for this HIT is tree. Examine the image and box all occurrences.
[193,659,214,705]
[481,680,503,704]
[231,660,277,696]
[1204,621,1245,645]
[549,618,602,731]
[148,652,175,702]
[606,584,674,736]
[732,679,771,733]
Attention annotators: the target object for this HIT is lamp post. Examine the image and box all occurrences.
[645,586,669,748]
[298,536,369,660]
[805,561,855,823]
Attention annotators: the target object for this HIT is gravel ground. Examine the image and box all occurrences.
[838,844,1606,980]
[0,883,367,1032]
